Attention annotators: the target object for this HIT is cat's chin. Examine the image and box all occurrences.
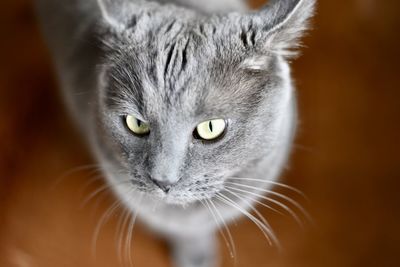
[132,188,215,207]
[149,191,206,207]
[161,197,196,207]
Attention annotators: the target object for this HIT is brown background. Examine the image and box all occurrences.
[1,0,400,266]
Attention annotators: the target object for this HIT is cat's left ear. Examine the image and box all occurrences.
[244,0,316,58]
[96,0,137,30]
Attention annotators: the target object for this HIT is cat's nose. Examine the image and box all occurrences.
[151,178,173,193]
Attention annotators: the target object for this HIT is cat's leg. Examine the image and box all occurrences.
[170,233,219,267]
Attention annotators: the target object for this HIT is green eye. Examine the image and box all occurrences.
[195,119,226,141]
[126,115,150,136]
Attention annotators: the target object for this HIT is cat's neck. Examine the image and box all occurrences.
[154,0,248,13]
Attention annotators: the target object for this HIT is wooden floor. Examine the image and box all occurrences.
[1,0,400,266]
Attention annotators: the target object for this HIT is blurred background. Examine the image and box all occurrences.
[1,0,400,266]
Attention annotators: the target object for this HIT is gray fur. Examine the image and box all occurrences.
[35,0,315,266]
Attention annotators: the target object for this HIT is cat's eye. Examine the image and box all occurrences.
[195,119,226,141]
[125,115,150,136]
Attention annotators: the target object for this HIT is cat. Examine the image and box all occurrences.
[35,0,315,266]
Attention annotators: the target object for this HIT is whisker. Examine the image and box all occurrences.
[117,208,131,264]
[79,174,105,195]
[227,177,309,201]
[80,180,132,208]
[224,185,304,228]
[222,188,278,244]
[208,199,237,260]
[216,193,279,248]
[223,188,285,217]
[51,164,101,189]
[226,182,313,225]
[292,143,314,153]
[92,199,122,259]
[199,199,235,261]
[125,194,143,267]
[90,186,113,218]
[112,189,141,266]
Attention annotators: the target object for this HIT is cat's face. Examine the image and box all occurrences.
[92,0,314,205]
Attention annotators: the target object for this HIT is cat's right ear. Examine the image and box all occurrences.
[244,0,316,58]
[97,0,134,30]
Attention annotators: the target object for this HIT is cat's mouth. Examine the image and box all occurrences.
[128,179,225,206]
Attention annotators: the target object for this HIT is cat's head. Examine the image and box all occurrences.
[93,0,315,205]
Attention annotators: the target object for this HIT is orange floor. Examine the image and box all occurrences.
[1,0,400,266]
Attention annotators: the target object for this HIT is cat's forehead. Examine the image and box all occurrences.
[106,16,276,122]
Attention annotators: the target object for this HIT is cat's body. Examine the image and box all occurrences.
[36,0,315,266]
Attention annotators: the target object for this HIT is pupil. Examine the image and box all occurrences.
[137,119,142,127]
[209,121,213,132]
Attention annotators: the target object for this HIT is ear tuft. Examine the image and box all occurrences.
[240,55,271,71]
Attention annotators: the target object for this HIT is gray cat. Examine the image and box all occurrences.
[35,0,315,266]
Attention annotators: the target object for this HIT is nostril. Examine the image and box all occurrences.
[151,178,173,193]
